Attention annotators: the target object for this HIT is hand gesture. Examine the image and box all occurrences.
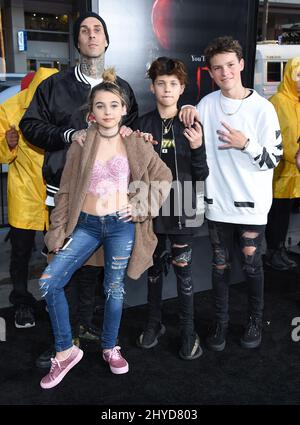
[183,121,203,149]
[5,125,19,149]
[71,129,87,147]
[217,121,248,150]
[117,203,133,222]
[179,107,199,128]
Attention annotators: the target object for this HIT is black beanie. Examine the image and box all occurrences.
[73,12,109,52]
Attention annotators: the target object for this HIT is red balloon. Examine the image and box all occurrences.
[151,0,171,49]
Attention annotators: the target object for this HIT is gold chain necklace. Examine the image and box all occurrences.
[162,117,174,135]
[219,88,247,116]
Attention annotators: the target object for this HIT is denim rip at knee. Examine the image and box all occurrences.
[208,221,265,275]
[208,220,265,322]
[172,244,193,297]
[239,228,265,276]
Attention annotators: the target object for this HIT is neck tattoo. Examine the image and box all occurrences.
[219,88,248,116]
[97,129,119,139]
[80,54,105,79]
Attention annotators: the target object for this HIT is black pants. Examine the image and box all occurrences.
[207,220,265,324]
[9,226,37,306]
[146,233,195,335]
[265,198,294,249]
[65,265,102,337]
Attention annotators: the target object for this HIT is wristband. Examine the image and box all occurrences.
[241,138,250,151]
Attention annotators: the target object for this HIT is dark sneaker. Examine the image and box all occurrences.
[36,346,55,369]
[40,345,83,389]
[103,346,129,374]
[79,324,99,341]
[15,304,35,328]
[206,322,228,351]
[240,316,262,349]
[136,323,166,349]
[280,247,297,268]
[265,248,292,271]
[179,332,203,360]
[36,339,79,368]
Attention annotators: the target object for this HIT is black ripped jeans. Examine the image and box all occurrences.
[146,233,195,335]
[207,220,266,324]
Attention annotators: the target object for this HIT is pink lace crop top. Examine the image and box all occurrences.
[87,155,130,197]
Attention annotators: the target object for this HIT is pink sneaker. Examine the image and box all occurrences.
[102,346,129,374]
[40,345,83,389]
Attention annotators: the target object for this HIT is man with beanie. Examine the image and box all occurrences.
[20,12,138,368]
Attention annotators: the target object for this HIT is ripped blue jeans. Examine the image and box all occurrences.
[39,212,135,352]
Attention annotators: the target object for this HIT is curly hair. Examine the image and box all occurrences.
[147,57,188,84]
[204,36,243,68]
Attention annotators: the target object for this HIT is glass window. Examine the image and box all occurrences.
[267,62,281,82]
[25,13,69,32]
[27,32,69,43]
[27,59,37,71]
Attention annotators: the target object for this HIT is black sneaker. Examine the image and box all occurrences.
[136,322,166,349]
[179,332,203,360]
[35,339,79,369]
[15,304,35,328]
[240,316,262,349]
[280,247,297,268]
[79,324,99,341]
[206,322,228,351]
[265,248,292,271]
[35,346,55,368]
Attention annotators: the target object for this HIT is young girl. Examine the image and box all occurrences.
[136,57,209,360]
[39,69,172,389]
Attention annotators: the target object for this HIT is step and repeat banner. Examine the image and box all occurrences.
[98,0,258,114]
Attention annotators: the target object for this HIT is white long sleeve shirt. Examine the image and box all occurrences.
[197,89,282,225]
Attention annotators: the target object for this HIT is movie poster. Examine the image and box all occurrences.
[98,0,258,114]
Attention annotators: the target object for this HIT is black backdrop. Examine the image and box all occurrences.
[99,0,259,115]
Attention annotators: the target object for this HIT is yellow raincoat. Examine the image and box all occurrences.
[0,67,58,230]
[270,57,300,198]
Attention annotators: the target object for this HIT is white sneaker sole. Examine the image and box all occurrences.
[15,322,35,329]
[109,364,129,374]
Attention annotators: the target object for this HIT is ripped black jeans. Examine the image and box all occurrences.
[146,233,195,335]
[207,220,265,324]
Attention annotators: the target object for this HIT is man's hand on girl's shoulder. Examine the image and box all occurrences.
[134,130,158,145]
[120,125,133,138]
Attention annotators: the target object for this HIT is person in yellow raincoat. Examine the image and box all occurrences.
[265,57,300,270]
[0,67,58,328]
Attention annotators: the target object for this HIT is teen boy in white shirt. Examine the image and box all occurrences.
[180,36,282,351]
